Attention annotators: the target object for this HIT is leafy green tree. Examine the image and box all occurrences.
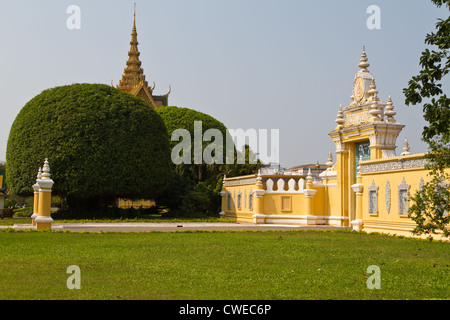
[403,0,449,237]
[6,84,173,212]
[157,106,230,182]
[157,107,260,215]
[156,106,230,214]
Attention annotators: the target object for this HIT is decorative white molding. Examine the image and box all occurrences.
[35,216,53,223]
[385,180,391,214]
[253,189,265,197]
[350,219,364,231]
[334,139,348,153]
[351,183,364,194]
[360,157,429,173]
[304,189,317,197]
[368,180,379,214]
[264,178,305,194]
[224,177,257,186]
[397,177,411,215]
[252,214,349,226]
[319,170,337,179]
[344,111,370,127]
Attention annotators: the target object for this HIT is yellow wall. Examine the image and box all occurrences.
[222,174,344,226]
[357,154,447,235]
[221,153,448,236]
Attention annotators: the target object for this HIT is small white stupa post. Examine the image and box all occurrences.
[31,167,42,226]
[35,159,54,231]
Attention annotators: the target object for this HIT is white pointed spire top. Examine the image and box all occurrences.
[401,138,411,156]
[306,168,313,183]
[369,95,382,120]
[368,79,378,97]
[384,94,397,123]
[326,151,334,168]
[41,158,51,180]
[359,47,370,71]
[256,169,263,184]
[335,104,345,128]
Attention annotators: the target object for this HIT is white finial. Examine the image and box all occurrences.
[359,48,370,71]
[368,79,378,97]
[401,138,411,156]
[335,104,345,129]
[306,168,313,183]
[369,97,381,120]
[326,151,334,168]
[256,169,263,183]
[384,94,397,123]
[41,158,51,180]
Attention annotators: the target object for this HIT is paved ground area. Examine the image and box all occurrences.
[5,222,349,232]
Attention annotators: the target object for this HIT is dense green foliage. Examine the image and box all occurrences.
[6,84,173,210]
[403,0,449,237]
[156,107,259,215]
[156,106,229,214]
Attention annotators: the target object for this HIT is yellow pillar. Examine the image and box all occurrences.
[35,159,54,231]
[252,170,266,224]
[304,169,317,221]
[31,167,42,226]
[351,167,364,231]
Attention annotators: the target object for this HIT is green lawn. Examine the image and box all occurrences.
[0,229,448,300]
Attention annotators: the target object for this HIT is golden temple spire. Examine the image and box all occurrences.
[117,3,148,92]
[116,3,170,108]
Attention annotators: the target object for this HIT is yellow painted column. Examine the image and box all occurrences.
[31,167,42,226]
[252,170,266,224]
[333,139,350,226]
[35,159,54,231]
[304,169,317,223]
[350,167,364,231]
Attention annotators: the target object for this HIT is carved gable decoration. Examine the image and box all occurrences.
[368,180,379,214]
[385,180,391,214]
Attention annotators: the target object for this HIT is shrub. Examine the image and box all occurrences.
[6,84,174,211]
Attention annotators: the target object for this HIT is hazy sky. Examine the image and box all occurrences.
[0,0,448,168]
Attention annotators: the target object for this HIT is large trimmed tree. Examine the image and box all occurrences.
[156,106,230,214]
[6,83,173,211]
[156,106,260,215]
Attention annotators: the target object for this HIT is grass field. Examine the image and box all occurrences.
[0,228,448,300]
